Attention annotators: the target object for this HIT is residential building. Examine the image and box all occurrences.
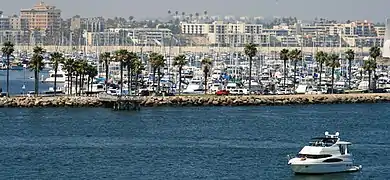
[0,13,10,30]
[9,15,28,30]
[85,28,172,46]
[20,1,61,34]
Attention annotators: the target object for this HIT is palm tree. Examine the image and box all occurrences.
[326,54,340,94]
[288,48,302,88]
[315,51,328,88]
[78,60,88,95]
[363,58,376,92]
[86,65,98,91]
[29,46,45,96]
[345,49,355,89]
[244,43,257,91]
[99,52,111,84]
[369,46,381,90]
[132,58,144,95]
[63,58,75,94]
[149,52,165,93]
[114,49,129,96]
[201,58,212,95]
[279,49,289,87]
[124,51,138,95]
[1,41,15,96]
[173,54,187,95]
[50,52,64,96]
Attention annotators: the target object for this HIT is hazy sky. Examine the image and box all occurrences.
[3,0,390,22]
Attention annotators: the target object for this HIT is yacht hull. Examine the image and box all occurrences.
[290,163,361,174]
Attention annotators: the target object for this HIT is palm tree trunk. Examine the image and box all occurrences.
[319,64,322,88]
[54,67,57,96]
[34,70,39,96]
[105,61,109,84]
[67,73,70,94]
[70,73,73,95]
[248,57,252,91]
[348,60,352,89]
[157,68,161,93]
[368,71,372,92]
[152,70,156,92]
[283,60,286,87]
[294,61,297,88]
[127,66,131,95]
[120,62,123,96]
[204,68,208,95]
[75,74,78,96]
[331,67,335,94]
[178,67,182,95]
[135,74,139,96]
[6,55,10,97]
[87,76,90,91]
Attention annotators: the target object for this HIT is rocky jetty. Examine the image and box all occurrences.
[139,94,390,107]
[1,93,390,108]
[0,96,102,108]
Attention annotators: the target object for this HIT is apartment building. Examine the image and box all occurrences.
[0,13,10,30]
[85,28,172,46]
[20,1,61,33]
[181,21,263,45]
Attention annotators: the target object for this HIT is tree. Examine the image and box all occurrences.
[114,49,129,96]
[363,58,376,92]
[99,52,111,84]
[201,58,212,95]
[132,58,144,95]
[369,46,380,90]
[279,49,289,87]
[1,41,14,96]
[315,51,328,88]
[77,60,88,95]
[63,58,75,94]
[173,54,187,95]
[124,51,138,95]
[345,49,355,89]
[149,53,165,93]
[288,48,302,88]
[29,46,45,96]
[50,52,64,96]
[244,43,257,91]
[86,65,98,91]
[326,54,340,94]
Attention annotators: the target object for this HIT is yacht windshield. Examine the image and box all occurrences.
[309,137,337,147]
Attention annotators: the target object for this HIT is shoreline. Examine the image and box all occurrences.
[0,93,389,108]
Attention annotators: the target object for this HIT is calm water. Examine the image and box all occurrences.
[0,70,52,95]
[0,104,389,179]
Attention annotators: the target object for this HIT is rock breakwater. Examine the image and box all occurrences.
[140,94,390,107]
[1,93,390,108]
[0,96,102,108]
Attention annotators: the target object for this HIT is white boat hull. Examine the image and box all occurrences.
[290,163,361,174]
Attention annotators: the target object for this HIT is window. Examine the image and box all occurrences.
[298,154,332,159]
[323,158,343,163]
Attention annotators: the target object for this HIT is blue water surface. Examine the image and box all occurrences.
[0,104,388,179]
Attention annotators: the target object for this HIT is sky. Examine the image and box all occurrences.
[2,0,390,22]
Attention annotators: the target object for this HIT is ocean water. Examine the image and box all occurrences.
[0,104,389,179]
[0,70,52,95]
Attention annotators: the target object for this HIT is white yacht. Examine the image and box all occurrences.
[44,69,67,83]
[288,132,362,174]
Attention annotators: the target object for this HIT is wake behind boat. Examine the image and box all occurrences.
[287,132,362,174]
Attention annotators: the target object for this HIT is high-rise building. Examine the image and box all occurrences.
[20,1,61,34]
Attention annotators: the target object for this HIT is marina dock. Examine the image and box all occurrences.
[98,94,142,111]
